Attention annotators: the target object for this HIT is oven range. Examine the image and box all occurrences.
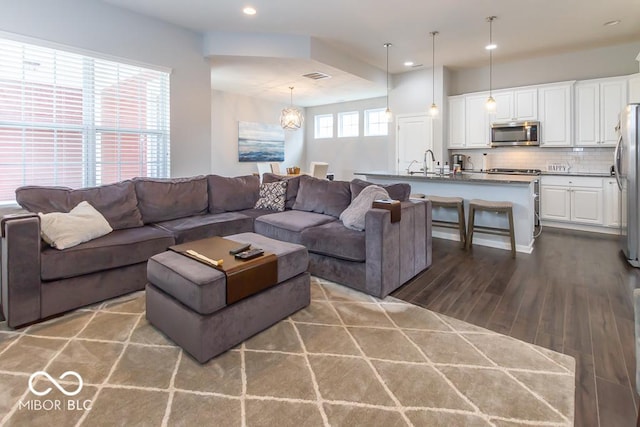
[486,168,541,229]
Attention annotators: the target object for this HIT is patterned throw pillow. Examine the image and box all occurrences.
[254,181,287,211]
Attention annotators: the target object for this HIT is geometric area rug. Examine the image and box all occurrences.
[0,277,575,426]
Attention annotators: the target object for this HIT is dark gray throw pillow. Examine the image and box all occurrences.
[255,181,287,212]
[350,178,411,202]
[262,173,301,209]
[208,174,260,214]
[292,175,351,218]
[16,180,144,230]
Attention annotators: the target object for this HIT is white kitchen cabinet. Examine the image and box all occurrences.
[603,178,621,228]
[448,96,466,148]
[538,84,572,147]
[492,88,537,123]
[540,176,603,225]
[575,77,627,147]
[465,93,491,147]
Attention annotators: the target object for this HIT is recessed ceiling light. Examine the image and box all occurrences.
[603,19,621,26]
[404,61,414,67]
[485,44,497,50]
[243,6,257,15]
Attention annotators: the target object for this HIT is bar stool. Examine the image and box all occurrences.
[426,195,466,249]
[466,199,516,258]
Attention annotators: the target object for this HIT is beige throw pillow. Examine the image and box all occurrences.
[39,201,113,250]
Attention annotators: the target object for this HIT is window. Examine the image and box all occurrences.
[338,111,359,137]
[314,114,333,139]
[364,108,388,136]
[0,37,170,204]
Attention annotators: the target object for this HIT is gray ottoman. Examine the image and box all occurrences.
[146,232,310,363]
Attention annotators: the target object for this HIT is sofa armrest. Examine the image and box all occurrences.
[364,208,400,298]
[1,214,42,327]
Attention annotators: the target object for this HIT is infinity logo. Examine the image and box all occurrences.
[28,371,83,397]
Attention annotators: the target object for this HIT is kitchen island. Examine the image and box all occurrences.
[356,171,538,253]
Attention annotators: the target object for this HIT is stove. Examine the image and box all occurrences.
[486,168,542,230]
[486,168,542,175]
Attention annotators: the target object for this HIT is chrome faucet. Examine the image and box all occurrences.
[423,149,436,174]
[406,160,419,174]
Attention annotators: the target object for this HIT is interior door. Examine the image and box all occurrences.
[396,114,432,173]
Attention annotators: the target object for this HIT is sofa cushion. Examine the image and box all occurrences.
[39,201,113,250]
[292,175,351,218]
[340,185,389,231]
[236,208,276,220]
[208,174,260,214]
[153,212,254,244]
[254,210,336,244]
[350,178,411,202]
[41,226,174,281]
[262,173,301,209]
[134,176,208,223]
[301,221,366,262]
[255,181,287,212]
[16,180,143,230]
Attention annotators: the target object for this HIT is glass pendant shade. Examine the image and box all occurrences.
[429,103,439,116]
[485,95,496,112]
[280,87,304,130]
[385,107,393,123]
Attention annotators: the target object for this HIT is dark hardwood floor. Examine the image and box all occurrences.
[392,227,640,427]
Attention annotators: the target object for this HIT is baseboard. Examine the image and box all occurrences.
[432,230,533,254]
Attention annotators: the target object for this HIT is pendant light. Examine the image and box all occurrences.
[383,43,393,123]
[485,16,497,112]
[429,31,439,116]
[280,86,304,130]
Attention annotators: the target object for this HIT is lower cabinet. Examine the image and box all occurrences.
[603,178,621,227]
[540,176,603,225]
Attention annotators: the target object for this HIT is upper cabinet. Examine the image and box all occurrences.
[448,96,466,148]
[538,84,572,147]
[465,93,491,147]
[575,77,628,146]
[492,88,538,122]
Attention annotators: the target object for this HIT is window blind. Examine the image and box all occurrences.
[0,38,170,204]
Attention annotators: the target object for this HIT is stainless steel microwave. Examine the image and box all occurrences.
[491,121,539,147]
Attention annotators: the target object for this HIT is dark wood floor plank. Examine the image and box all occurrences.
[596,376,637,427]
[589,294,630,386]
[392,228,640,426]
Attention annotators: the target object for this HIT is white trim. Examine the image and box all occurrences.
[432,230,534,254]
[540,220,620,235]
[0,30,173,74]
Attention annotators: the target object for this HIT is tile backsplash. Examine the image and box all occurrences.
[450,147,614,174]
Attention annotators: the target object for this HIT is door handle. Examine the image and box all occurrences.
[614,131,623,191]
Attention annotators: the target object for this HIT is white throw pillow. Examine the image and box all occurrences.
[39,201,113,250]
[340,185,390,231]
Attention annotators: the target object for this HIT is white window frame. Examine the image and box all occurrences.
[0,36,170,203]
[337,111,359,138]
[314,114,334,139]
[364,108,388,136]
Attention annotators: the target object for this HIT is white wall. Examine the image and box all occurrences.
[450,41,640,95]
[211,91,305,177]
[0,0,212,177]
[305,97,392,180]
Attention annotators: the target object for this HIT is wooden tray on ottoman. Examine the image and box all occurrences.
[169,236,278,304]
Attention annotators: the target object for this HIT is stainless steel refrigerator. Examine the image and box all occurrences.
[616,103,640,266]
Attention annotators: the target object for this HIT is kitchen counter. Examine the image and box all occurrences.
[356,171,537,254]
[356,171,538,184]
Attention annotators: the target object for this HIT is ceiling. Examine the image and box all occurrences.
[102,0,640,106]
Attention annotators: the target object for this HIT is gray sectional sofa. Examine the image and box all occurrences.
[1,173,432,328]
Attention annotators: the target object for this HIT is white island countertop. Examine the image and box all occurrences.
[355,171,538,185]
[356,171,537,254]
